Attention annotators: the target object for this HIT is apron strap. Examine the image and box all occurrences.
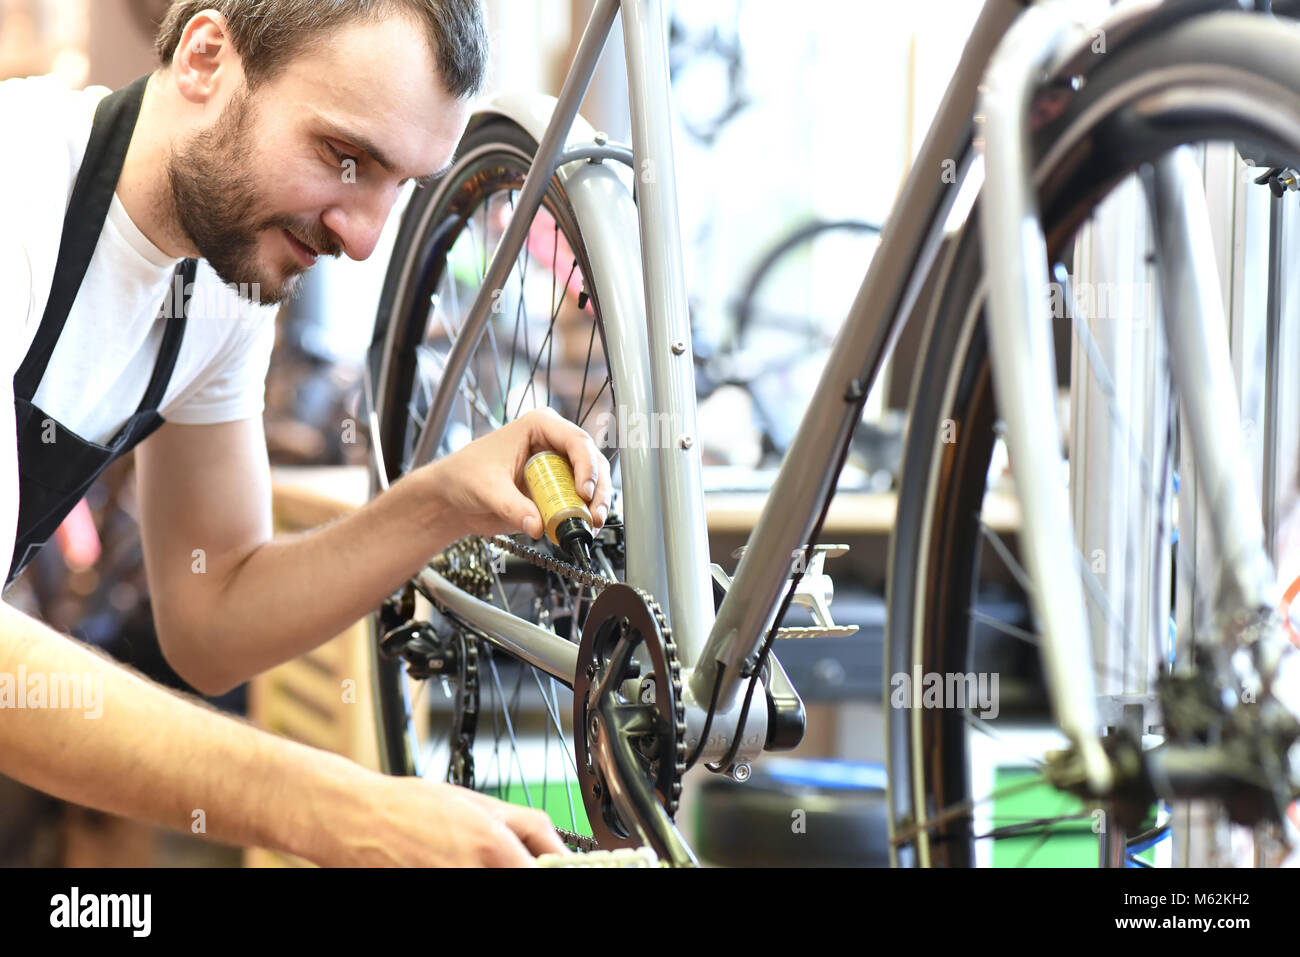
[14,74,151,400]
[136,257,196,414]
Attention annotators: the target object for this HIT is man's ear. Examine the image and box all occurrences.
[172,10,239,106]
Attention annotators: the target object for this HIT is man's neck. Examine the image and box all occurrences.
[114,72,199,260]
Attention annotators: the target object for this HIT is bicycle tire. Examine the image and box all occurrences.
[888,10,1300,867]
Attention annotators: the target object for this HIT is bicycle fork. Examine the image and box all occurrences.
[1142,148,1277,630]
[979,0,1295,826]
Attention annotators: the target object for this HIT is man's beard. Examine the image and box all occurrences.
[165,85,341,307]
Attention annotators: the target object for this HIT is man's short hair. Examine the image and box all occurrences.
[155,0,489,98]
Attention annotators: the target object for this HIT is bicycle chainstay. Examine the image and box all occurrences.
[475,534,688,854]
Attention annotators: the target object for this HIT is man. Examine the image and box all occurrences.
[0,0,612,866]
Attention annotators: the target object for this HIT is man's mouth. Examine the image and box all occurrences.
[283,229,319,267]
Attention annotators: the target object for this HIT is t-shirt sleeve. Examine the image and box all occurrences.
[162,300,278,425]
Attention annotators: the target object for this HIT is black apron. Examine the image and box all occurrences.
[6,75,194,590]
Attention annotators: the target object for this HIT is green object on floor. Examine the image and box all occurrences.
[992,768,1156,867]
[492,780,591,836]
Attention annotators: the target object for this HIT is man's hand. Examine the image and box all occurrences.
[426,407,613,540]
[326,774,570,867]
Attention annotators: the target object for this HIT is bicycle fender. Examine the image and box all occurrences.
[462,92,673,609]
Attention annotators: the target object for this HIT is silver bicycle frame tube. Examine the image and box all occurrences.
[620,0,717,668]
[1143,147,1275,618]
[692,0,1027,712]
[416,567,577,680]
[978,0,1114,794]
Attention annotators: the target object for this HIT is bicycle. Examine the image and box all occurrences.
[362,0,1300,866]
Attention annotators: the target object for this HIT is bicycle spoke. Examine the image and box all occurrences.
[968,605,1129,686]
[480,193,490,284]
[541,665,551,818]
[962,712,1045,770]
[578,311,599,428]
[513,258,578,421]
[415,344,501,433]
[1012,826,1056,867]
[513,321,558,421]
[530,668,581,828]
[891,773,1048,848]
[579,376,612,430]
[482,655,533,805]
[417,725,450,779]
[974,518,1131,686]
[967,608,1040,648]
[549,678,579,831]
[979,520,1034,598]
[972,811,1092,842]
[548,221,559,411]
[1057,262,1162,501]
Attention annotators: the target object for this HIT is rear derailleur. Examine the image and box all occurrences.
[378,588,480,787]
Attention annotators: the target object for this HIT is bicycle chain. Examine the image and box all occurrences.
[554,826,600,853]
[447,633,479,788]
[488,533,618,592]
[485,534,688,835]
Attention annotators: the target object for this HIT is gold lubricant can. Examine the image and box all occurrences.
[523,451,597,572]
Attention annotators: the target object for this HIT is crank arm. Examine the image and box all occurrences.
[591,695,698,867]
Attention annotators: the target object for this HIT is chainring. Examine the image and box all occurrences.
[571,583,687,848]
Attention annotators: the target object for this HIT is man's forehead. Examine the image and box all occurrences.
[268,17,458,179]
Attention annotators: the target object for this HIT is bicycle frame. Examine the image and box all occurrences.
[402,0,1290,773]
[410,0,1021,702]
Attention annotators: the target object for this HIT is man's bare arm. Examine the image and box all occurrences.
[0,601,563,865]
[135,408,611,695]
[136,415,463,694]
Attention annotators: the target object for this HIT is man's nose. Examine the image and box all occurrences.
[322,183,402,261]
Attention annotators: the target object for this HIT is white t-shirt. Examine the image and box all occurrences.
[0,74,278,568]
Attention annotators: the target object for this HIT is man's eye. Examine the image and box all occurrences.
[326,142,360,168]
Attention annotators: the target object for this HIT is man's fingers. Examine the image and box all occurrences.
[593,449,612,522]
[484,817,538,867]
[457,788,567,861]
[527,409,609,528]
[501,479,544,538]
[498,805,569,857]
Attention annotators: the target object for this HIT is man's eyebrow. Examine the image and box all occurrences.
[319,120,453,186]
[413,155,456,188]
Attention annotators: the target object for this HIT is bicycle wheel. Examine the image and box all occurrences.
[888,11,1300,867]
[367,116,623,843]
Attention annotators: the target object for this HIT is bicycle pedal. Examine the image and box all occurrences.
[775,624,859,639]
[537,846,663,867]
[714,543,859,638]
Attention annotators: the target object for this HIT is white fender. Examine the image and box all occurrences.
[468,92,671,608]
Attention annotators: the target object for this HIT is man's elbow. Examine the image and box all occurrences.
[156,618,245,698]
